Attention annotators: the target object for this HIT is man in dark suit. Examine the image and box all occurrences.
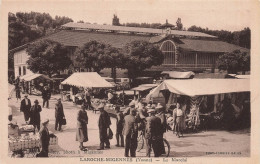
[42,86,51,108]
[115,106,124,147]
[123,104,138,157]
[55,98,65,131]
[29,99,42,131]
[145,108,162,157]
[98,104,111,150]
[20,94,31,123]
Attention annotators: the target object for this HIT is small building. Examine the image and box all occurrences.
[9,21,250,78]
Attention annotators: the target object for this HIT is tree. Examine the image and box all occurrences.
[99,47,124,82]
[176,18,183,30]
[74,41,108,73]
[217,50,250,74]
[122,40,164,83]
[8,12,74,50]
[26,40,72,76]
[53,16,73,28]
[188,25,250,49]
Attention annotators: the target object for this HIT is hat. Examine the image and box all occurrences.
[97,104,105,110]
[42,119,49,126]
[147,108,156,114]
[155,103,164,109]
[57,98,61,101]
[24,94,28,97]
[129,102,135,108]
[34,99,39,103]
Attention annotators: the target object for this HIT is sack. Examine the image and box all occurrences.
[61,118,67,125]
[108,128,113,139]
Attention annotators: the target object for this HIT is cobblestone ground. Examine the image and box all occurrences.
[8,92,250,158]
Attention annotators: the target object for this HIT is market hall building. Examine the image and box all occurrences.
[10,22,250,78]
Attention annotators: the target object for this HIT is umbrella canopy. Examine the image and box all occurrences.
[61,72,113,88]
[146,78,250,100]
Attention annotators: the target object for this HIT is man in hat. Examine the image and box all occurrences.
[55,98,65,131]
[155,103,167,155]
[20,94,31,123]
[97,104,111,150]
[123,104,138,157]
[145,108,162,157]
[39,119,50,157]
[115,106,124,147]
[29,99,42,131]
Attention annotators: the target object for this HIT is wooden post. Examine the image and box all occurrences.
[195,53,198,68]
[122,85,125,106]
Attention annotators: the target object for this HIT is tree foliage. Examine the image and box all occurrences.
[8,11,73,77]
[122,40,164,80]
[99,47,124,81]
[74,41,108,73]
[26,40,72,76]
[176,18,183,30]
[217,50,250,74]
[188,26,251,49]
[8,12,73,50]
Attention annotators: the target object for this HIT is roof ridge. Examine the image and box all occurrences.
[62,22,217,38]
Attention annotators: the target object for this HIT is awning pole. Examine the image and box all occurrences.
[195,53,198,68]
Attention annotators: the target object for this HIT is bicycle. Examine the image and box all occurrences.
[136,130,170,157]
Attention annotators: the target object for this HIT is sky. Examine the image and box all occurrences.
[4,0,253,31]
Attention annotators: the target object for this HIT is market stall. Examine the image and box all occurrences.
[8,124,58,157]
[131,84,158,99]
[146,78,250,131]
[20,73,53,95]
[61,72,114,109]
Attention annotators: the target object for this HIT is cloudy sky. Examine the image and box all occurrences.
[5,0,253,31]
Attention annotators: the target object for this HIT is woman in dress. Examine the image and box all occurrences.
[76,105,88,150]
[173,102,184,138]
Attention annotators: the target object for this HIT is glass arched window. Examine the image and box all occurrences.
[160,40,176,65]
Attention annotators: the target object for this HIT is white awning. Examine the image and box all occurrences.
[61,72,113,88]
[227,74,250,79]
[161,71,195,79]
[131,84,158,92]
[146,79,250,100]
[20,73,52,81]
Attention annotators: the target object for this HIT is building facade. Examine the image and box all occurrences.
[10,22,250,78]
[13,49,33,78]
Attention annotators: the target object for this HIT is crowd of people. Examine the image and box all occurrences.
[10,75,186,158]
